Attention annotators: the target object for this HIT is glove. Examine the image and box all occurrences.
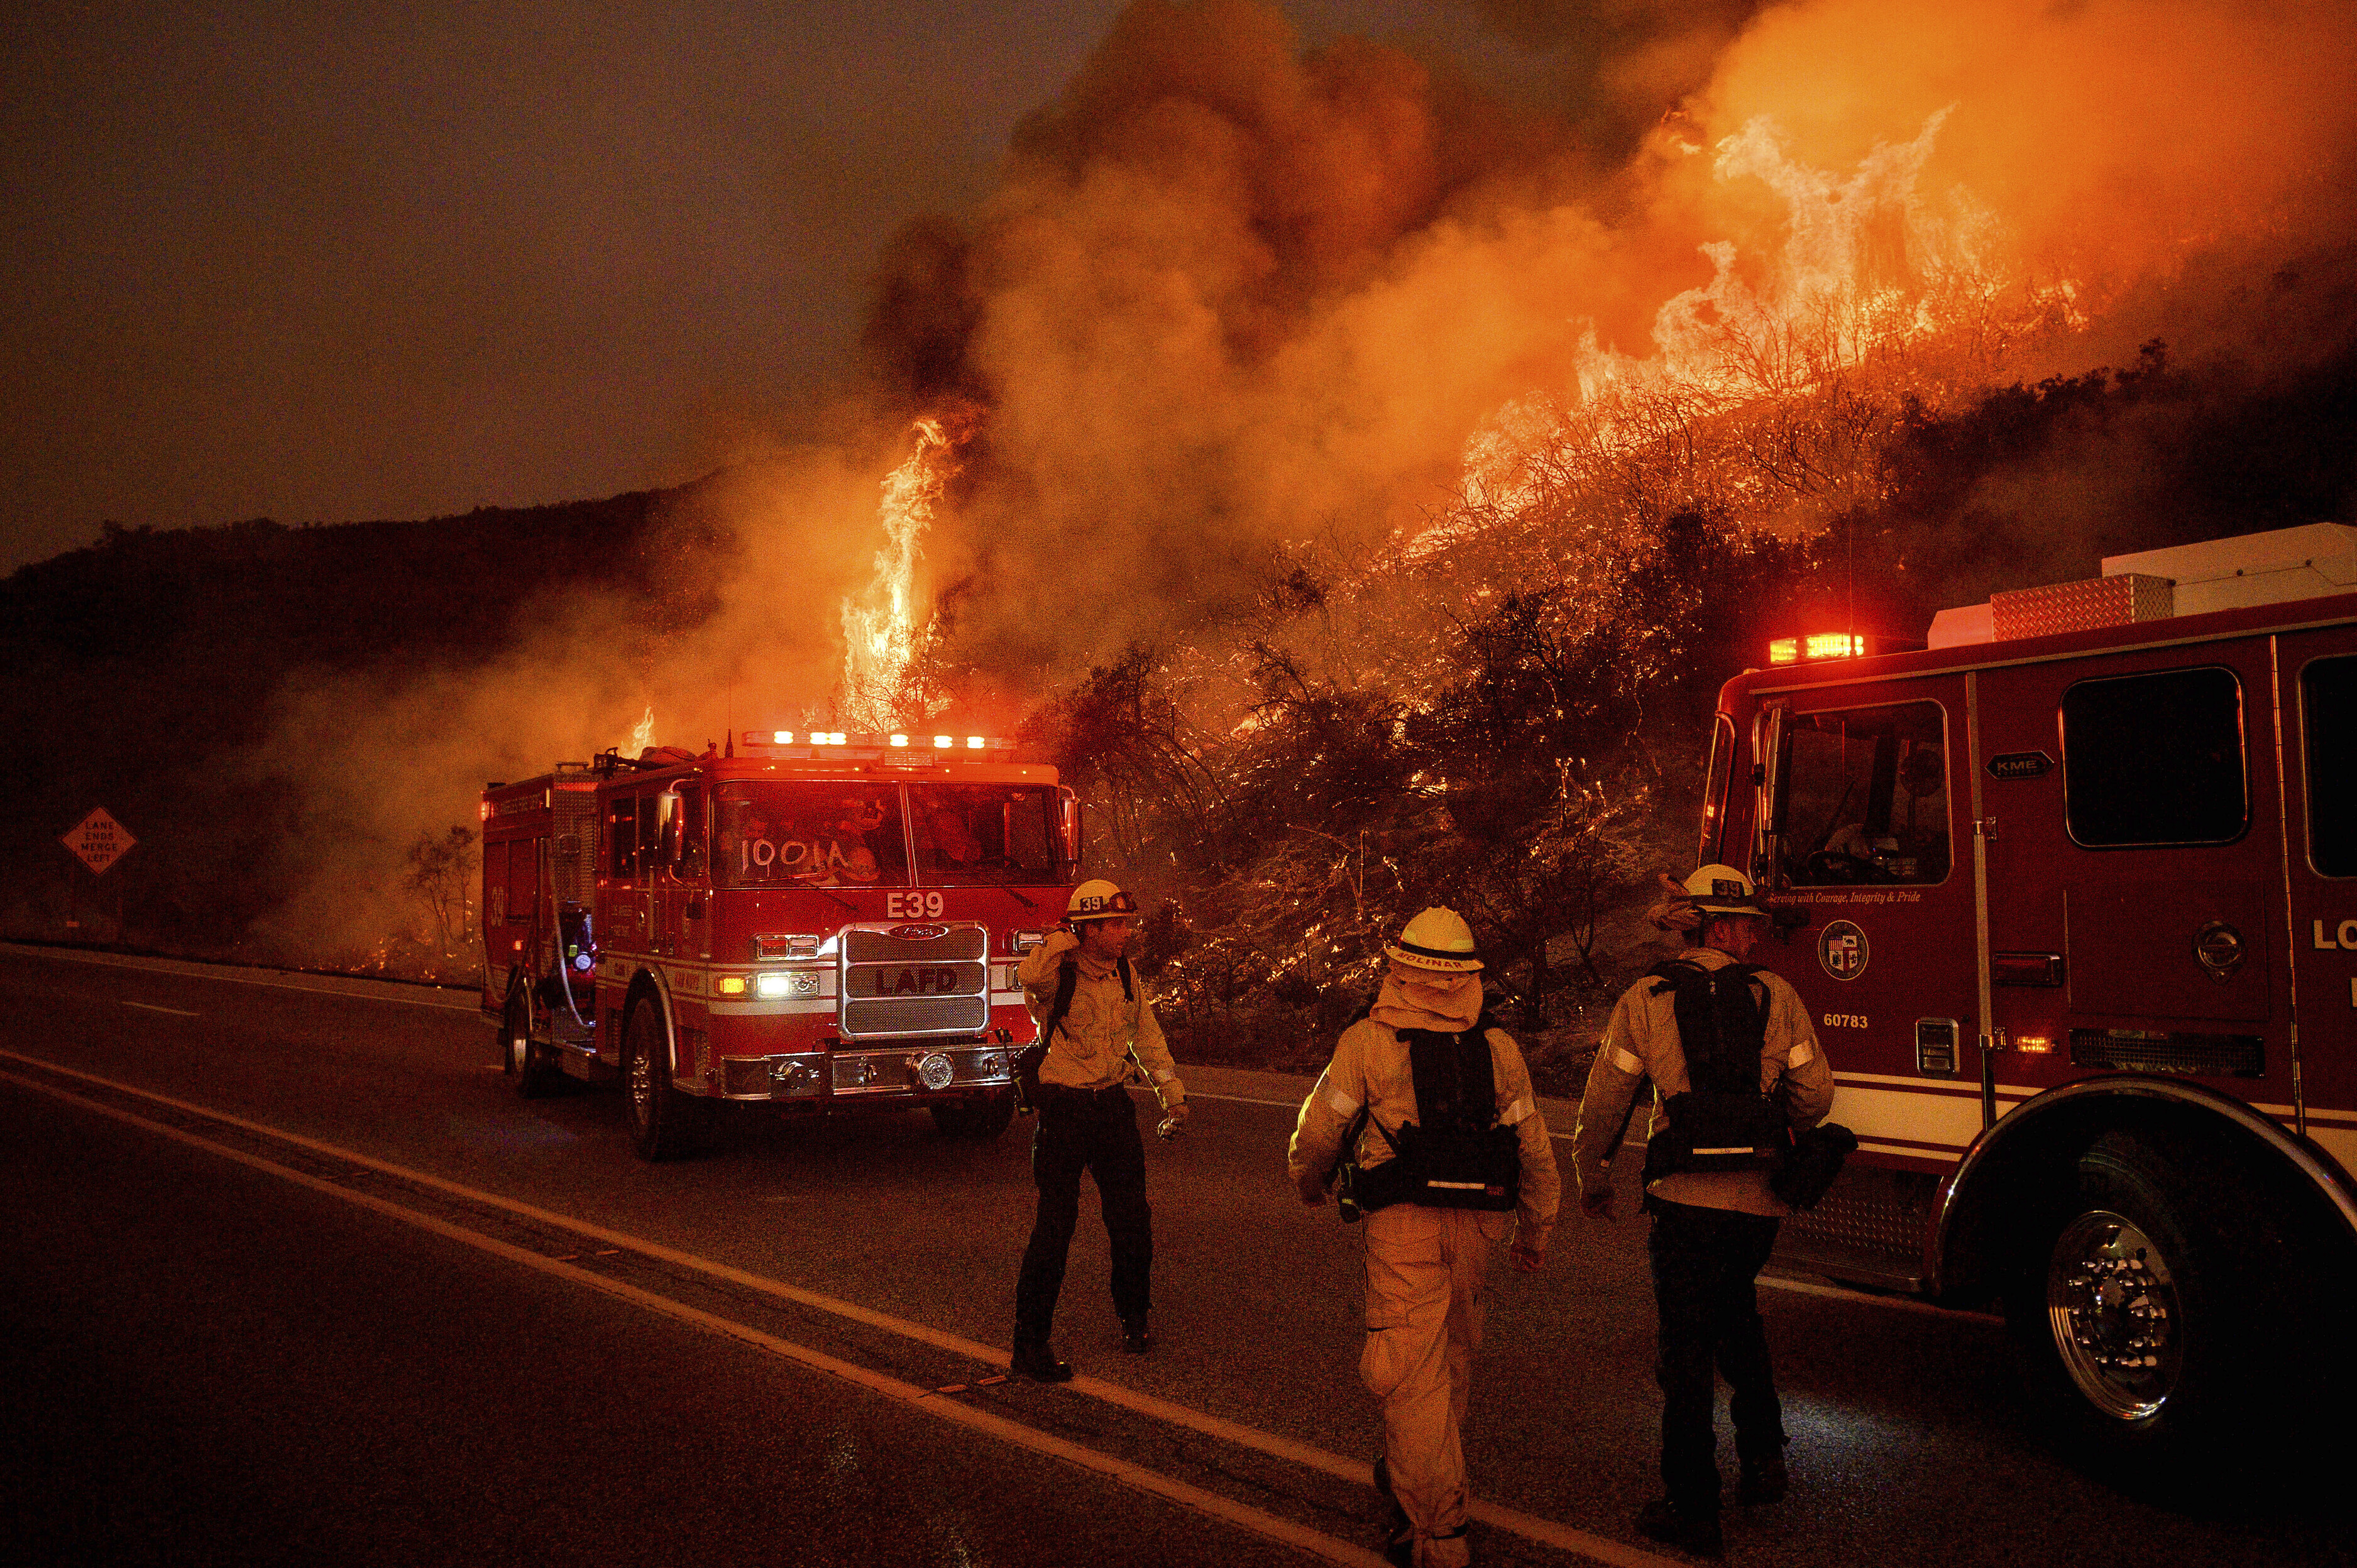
[1646,872,1701,935]
[1156,1102,1192,1141]
[1041,928,1082,957]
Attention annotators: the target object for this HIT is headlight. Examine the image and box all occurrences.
[754,972,820,1000]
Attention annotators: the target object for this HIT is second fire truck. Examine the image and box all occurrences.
[1710,520,2357,1457]
[480,730,1080,1159]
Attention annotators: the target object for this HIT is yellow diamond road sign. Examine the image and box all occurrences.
[63,808,135,875]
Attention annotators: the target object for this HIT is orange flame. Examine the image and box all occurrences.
[840,417,965,729]
[1454,112,2076,532]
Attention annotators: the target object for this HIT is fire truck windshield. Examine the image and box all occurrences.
[908,784,1061,887]
[715,783,909,889]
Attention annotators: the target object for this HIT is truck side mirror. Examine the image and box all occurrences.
[1058,794,1083,878]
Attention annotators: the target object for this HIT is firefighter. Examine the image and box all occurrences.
[1288,908,1559,1568]
[1571,864,1835,1560]
[1009,879,1189,1380]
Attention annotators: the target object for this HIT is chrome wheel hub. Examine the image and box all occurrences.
[629,1044,652,1123]
[2047,1209,2181,1422]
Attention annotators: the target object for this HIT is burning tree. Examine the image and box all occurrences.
[402,824,478,968]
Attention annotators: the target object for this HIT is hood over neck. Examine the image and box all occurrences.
[1370,970,1483,1033]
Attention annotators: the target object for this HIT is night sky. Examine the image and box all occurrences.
[0,1,1534,576]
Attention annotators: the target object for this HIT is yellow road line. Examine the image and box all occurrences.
[0,1064,1388,1568]
[0,1046,1676,1568]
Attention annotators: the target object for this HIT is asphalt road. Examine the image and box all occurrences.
[1,943,2348,1568]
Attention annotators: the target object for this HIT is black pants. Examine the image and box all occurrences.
[1014,1086,1151,1345]
[1647,1198,1784,1515]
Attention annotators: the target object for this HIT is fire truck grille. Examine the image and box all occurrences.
[843,926,988,964]
[2069,1029,2264,1078]
[842,994,992,1037]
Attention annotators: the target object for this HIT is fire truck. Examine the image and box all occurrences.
[1708,521,2357,1454]
[479,730,1080,1160]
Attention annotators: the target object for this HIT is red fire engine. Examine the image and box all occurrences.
[479,730,1079,1159]
[1708,521,2357,1452]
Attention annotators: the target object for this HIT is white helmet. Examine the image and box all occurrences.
[1683,863,1765,918]
[1066,879,1139,923]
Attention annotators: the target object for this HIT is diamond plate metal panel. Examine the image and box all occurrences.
[1989,573,2173,641]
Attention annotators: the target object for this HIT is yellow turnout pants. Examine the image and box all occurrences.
[1361,1203,1501,1566]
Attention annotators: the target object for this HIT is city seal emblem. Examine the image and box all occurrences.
[1818,919,1870,982]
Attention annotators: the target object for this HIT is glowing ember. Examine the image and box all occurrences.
[840,415,968,730]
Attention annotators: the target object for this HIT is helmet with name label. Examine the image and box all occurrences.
[1682,863,1765,918]
[1066,879,1139,923]
[1383,906,1484,973]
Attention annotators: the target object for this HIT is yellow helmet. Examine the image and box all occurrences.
[1066,879,1139,922]
[1383,906,1483,972]
[1683,863,1764,918]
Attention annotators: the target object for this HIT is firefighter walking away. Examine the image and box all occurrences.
[1289,907,1559,1567]
[1573,864,1835,1559]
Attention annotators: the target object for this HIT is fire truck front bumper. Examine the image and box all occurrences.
[717,1044,1016,1102]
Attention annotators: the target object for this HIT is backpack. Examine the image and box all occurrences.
[1339,1012,1522,1216]
[1640,958,1788,1180]
[1011,952,1133,1114]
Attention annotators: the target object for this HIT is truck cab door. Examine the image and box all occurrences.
[2282,630,2357,1166]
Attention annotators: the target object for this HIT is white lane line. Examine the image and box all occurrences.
[0,1065,1386,1568]
[0,944,478,1011]
[121,1001,201,1017]
[0,1046,1674,1568]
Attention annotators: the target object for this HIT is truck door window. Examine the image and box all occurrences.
[2302,654,2357,875]
[909,785,1061,886]
[2061,666,2246,847]
[1779,701,1951,886]
[607,795,640,881]
[713,783,908,888]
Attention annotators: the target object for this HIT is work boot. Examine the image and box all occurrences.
[1009,1341,1073,1383]
[1121,1315,1153,1354]
[1737,1453,1789,1505]
[1635,1499,1723,1560]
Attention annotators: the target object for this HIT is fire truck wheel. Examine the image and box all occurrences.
[507,990,559,1099]
[930,1090,1015,1139]
[624,997,707,1161]
[2013,1130,2255,1462]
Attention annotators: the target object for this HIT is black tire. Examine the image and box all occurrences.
[507,989,559,1099]
[624,996,706,1161]
[930,1090,1016,1139]
[2007,1130,2258,1462]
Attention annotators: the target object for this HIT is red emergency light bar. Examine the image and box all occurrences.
[1767,632,1872,665]
[739,730,1013,754]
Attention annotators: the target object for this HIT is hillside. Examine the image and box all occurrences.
[0,487,703,954]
